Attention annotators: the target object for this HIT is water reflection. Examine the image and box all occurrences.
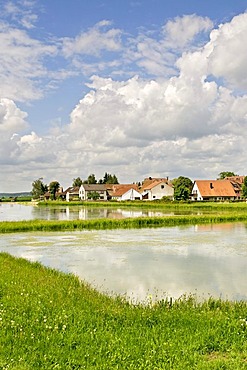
[0,223,246,303]
[0,202,203,221]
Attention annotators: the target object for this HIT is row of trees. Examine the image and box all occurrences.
[32,179,60,200]
[72,173,119,187]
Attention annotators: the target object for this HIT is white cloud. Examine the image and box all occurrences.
[163,14,213,48]
[62,21,122,58]
[0,22,57,101]
[206,12,247,89]
[3,0,38,29]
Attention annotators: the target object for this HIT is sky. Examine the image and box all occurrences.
[0,0,247,192]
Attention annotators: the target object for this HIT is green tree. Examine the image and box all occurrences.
[31,178,48,199]
[49,181,60,200]
[242,176,247,198]
[102,172,119,184]
[87,191,100,200]
[84,174,97,184]
[218,171,237,179]
[72,177,83,187]
[173,176,193,201]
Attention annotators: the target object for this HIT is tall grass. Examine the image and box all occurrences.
[0,253,246,369]
[1,212,247,233]
[39,199,247,211]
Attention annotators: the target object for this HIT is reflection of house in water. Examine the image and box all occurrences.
[194,223,240,232]
[78,207,108,220]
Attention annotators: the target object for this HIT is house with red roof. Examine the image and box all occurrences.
[140,177,174,200]
[191,180,239,201]
[108,184,142,201]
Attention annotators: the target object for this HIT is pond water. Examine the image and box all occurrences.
[0,222,246,303]
[0,202,204,221]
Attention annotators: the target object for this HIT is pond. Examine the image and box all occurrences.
[0,222,246,303]
[0,202,204,221]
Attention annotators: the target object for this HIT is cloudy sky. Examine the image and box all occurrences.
[1,0,247,192]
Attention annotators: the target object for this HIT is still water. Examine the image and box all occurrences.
[0,202,203,221]
[0,223,246,303]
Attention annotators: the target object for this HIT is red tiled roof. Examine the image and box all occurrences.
[195,180,236,197]
[109,184,139,197]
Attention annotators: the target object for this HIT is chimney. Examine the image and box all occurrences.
[210,182,213,189]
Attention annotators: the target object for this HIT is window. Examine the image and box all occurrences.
[161,185,164,189]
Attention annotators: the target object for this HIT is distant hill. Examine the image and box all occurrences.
[0,192,32,198]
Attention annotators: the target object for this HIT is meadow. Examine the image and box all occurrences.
[0,253,246,369]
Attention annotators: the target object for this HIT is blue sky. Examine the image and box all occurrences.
[0,0,247,192]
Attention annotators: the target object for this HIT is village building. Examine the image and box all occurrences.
[79,184,108,201]
[107,184,142,201]
[64,186,80,201]
[140,177,174,200]
[191,180,239,201]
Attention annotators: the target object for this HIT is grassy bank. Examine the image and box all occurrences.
[1,212,247,233]
[39,199,247,210]
[0,253,246,369]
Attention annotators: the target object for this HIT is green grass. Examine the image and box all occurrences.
[1,212,247,233]
[39,199,247,210]
[0,253,246,369]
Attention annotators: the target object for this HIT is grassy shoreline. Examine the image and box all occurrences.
[0,253,246,369]
[1,212,247,233]
[38,199,247,210]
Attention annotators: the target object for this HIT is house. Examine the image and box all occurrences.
[191,180,238,201]
[65,186,79,202]
[224,176,245,199]
[43,186,66,200]
[79,184,108,201]
[108,184,142,201]
[140,177,174,200]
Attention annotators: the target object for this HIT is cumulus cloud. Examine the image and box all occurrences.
[206,12,247,89]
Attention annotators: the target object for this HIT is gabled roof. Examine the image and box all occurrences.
[195,180,236,197]
[224,176,245,184]
[81,184,107,191]
[64,186,79,194]
[108,184,140,197]
[141,178,172,192]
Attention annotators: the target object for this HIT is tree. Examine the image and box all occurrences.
[173,176,193,201]
[102,172,119,184]
[218,171,237,179]
[49,181,60,200]
[72,177,83,187]
[87,191,100,200]
[84,174,97,184]
[242,176,247,198]
[31,178,48,199]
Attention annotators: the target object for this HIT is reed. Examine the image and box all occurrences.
[1,212,247,233]
[0,253,246,369]
[39,199,247,210]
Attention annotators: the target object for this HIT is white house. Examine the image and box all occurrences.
[65,186,79,202]
[141,179,174,200]
[108,184,142,201]
[79,184,108,201]
[191,180,238,201]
